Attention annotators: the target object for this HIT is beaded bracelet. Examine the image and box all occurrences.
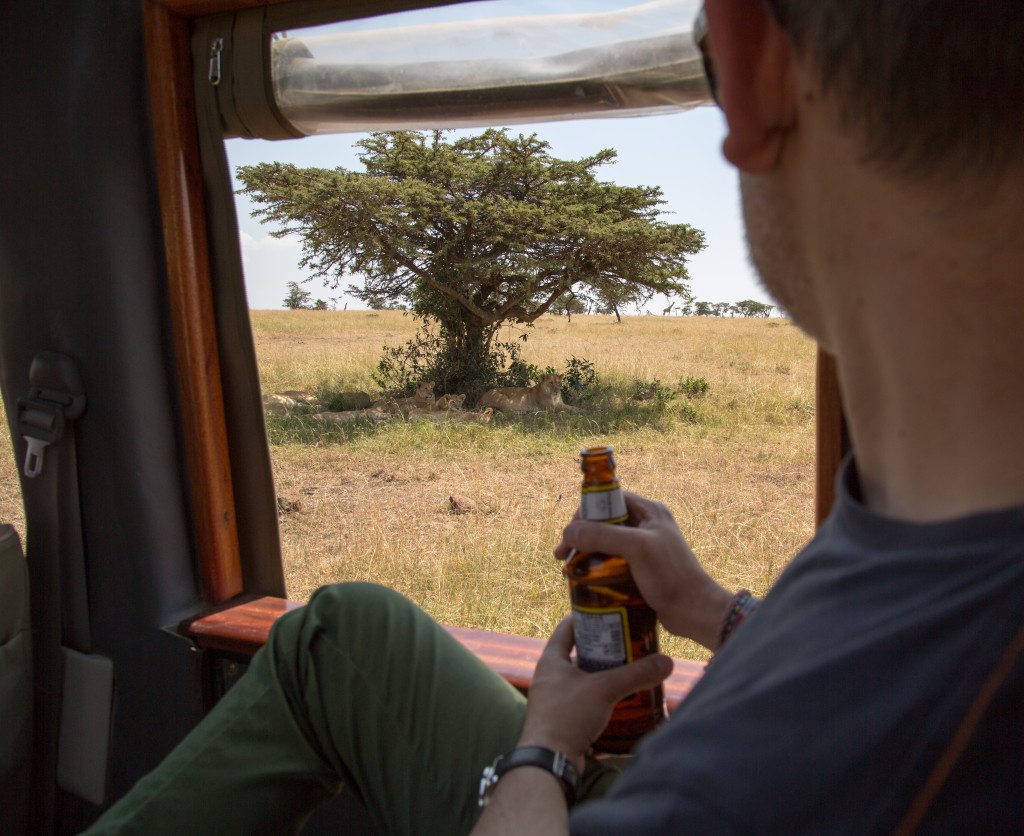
[717,589,759,650]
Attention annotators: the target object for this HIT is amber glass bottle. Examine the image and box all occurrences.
[564,445,665,753]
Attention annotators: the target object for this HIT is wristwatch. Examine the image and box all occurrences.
[477,746,580,808]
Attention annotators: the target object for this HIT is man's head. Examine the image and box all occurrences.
[763,1,1024,182]
[701,0,1024,344]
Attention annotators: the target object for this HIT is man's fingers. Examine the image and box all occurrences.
[594,654,674,704]
[553,540,573,561]
[561,519,648,560]
[556,494,669,560]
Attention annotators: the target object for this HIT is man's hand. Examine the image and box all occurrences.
[472,596,673,835]
[556,492,732,649]
[516,617,674,772]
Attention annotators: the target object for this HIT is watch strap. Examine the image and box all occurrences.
[478,746,579,808]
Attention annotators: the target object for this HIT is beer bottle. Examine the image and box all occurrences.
[564,445,666,753]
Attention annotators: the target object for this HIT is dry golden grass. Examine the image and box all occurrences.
[0,311,815,662]
[0,432,25,537]
[258,310,817,660]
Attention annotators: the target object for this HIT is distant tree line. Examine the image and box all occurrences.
[688,299,775,318]
[547,294,775,320]
[283,281,329,310]
[300,288,775,320]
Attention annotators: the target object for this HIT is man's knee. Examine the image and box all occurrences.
[308,580,414,615]
[301,581,427,643]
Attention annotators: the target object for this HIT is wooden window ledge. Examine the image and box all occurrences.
[182,596,705,712]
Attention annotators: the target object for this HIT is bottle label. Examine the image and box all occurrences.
[572,605,632,671]
[580,485,627,524]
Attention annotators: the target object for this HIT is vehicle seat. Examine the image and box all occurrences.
[0,524,31,834]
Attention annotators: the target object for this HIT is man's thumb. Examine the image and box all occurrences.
[598,654,673,703]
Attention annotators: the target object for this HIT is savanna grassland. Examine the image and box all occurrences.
[256,310,817,661]
[0,311,816,661]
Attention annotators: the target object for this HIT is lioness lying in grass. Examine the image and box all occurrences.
[478,374,565,413]
[373,380,435,411]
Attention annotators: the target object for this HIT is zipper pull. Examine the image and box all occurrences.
[208,37,223,86]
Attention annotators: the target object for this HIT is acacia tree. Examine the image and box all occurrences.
[283,281,312,309]
[282,280,328,311]
[733,299,775,318]
[550,290,589,323]
[239,129,705,391]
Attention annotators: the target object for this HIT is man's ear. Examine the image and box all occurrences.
[705,0,799,173]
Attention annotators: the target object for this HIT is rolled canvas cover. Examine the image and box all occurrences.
[269,0,711,135]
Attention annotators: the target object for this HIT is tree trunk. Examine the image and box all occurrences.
[433,314,497,397]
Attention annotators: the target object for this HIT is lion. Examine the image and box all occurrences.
[406,406,494,424]
[277,390,321,406]
[314,398,401,425]
[405,380,436,406]
[478,374,565,413]
[262,393,299,417]
[263,390,323,416]
[373,380,435,413]
[435,393,466,411]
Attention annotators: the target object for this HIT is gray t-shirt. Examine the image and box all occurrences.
[570,459,1024,834]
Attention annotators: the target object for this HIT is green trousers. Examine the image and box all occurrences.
[88,583,617,835]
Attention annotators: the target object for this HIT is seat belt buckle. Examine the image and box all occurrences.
[16,352,87,479]
[17,400,66,478]
[22,433,53,478]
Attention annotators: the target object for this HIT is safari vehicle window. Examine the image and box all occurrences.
[223,0,816,663]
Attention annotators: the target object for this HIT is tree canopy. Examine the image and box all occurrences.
[282,280,328,310]
[690,299,775,318]
[732,299,775,318]
[282,281,312,310]
[238,129,706,390]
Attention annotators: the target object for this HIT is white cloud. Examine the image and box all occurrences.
[238,231,303,258]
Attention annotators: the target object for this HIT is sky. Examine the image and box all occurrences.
[224,0,769,313]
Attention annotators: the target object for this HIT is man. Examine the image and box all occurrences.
[92,0,1024,832]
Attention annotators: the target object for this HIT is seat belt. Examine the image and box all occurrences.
[19,357,90,651]
[18,351,115,828]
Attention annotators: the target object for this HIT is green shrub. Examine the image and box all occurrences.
[561,356,598,404]
[371,329,442,395]
[497,355,543,389]
[630,378,677,405]
[677,375,711,399]
[677,402,701,424]
[373,326,571,403]
[320,391,375,412]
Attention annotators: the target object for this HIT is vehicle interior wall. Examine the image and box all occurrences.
[0,1,845,831]
[0,2,207,829]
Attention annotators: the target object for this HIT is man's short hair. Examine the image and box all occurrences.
[768,0,1024,182]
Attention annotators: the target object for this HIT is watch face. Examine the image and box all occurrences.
[478,759,501,807]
